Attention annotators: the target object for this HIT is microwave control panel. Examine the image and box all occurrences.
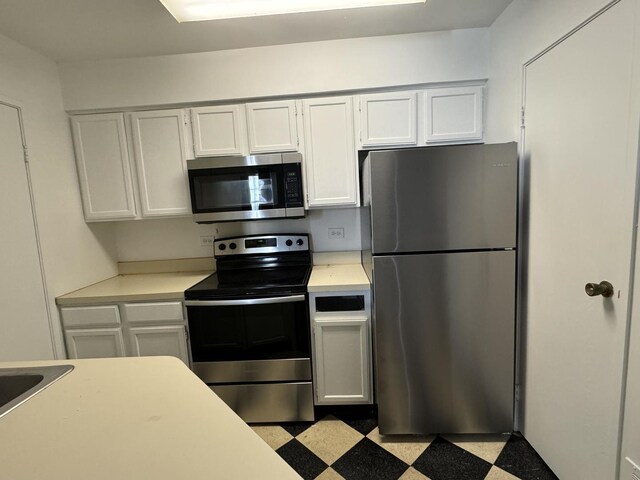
[283,163,303,208]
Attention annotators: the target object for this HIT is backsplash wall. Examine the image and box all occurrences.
[114,207,362,261]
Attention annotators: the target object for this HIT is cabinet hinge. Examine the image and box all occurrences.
[22,145,29,163]
[294,104,298,116]
[520,107,526,128]
[358,99,361,113]
[305,193,309,205]
[515,384,520,402]
[184,326,189,342]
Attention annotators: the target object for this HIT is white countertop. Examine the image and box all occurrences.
[56,271,212,306]
[0,357,301,480]
[308,263,370,292]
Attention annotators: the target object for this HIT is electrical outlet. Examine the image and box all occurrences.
[328,227,345,239]
[200,235,214,247]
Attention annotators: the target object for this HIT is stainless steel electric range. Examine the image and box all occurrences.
[184,234,314,423]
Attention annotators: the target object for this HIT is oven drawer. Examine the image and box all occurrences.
[210,382,314,423]
[193,358,311,383]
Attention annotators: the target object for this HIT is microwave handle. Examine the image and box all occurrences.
[185,295,306,307]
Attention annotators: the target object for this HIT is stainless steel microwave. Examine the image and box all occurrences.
[187,153,305,223]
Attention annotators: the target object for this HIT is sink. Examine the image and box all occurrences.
[0,365,74,418]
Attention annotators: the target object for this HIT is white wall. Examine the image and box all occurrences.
[0,32,118,359]
[115,208,361,261]
[488,1,640,478]
[58,29,488,111]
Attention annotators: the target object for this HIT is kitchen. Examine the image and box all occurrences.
[0,1,639,479]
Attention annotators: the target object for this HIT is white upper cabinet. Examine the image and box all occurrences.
[358,91,418,148]
[70,113,137,221]
[421,85,484,143]
[129,109,191,217]
[246,100,299,153]
[191,105,247,157]
[302,96,358,208]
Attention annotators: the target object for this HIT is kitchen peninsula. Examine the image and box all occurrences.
[0,356,302,480]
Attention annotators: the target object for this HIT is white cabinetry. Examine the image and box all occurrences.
[420,85,484,143]
[357,91,418,148]
[61,301,189,365]
[246,100,298,153]
[129,109,191,217]
[70,113,137,221]
[310,290,372,405]
[301,96,358,208]
[191,105,247,157]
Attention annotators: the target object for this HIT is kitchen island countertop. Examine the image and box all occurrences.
[0,356,301,480]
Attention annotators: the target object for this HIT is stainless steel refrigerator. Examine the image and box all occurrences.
[361,142,517,434]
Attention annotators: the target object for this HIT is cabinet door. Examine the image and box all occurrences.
[313,317,371,405]
[246,100,298,153]
[128,325,189,365]
[129,110,191,217]
[422,86,484,143]
[358,91,417,147]
[65,328,126,359]
[302,96,358,207]
[191,105,247,157]
[70,113,137,221]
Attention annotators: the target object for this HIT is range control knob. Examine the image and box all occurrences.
[229,242,237,250]
[218,243,226,251]
[296,238,304,246]
[285,239,293,247]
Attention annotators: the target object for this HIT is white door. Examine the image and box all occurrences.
[65,328,126,359]
[191,105,247,157]
[70,113,137,220]
[128,325,189,365]
[245,100,298,153]
[421,86,483,143]
[522,2,639,478]
[302,96,358,207]
[0,102,53,361]
[358,91,417,148]
[129,109,191,217]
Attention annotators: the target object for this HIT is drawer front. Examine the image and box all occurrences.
[61,305,121,328]
[123,301,184,324]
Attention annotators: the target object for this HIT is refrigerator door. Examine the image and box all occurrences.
[373,250,515,434]
[368,143,517,254]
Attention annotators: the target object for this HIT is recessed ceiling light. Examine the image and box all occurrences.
[159,0,427,22]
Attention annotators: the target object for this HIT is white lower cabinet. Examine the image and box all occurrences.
[65,328,126,359]
[310,290,372,405]
[61,300,188,364]
[128,326,189,365]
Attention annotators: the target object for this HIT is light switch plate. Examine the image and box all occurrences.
[328,227,345,239]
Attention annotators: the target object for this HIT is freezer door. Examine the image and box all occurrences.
[369,143,517,254]
[373,251,515,434]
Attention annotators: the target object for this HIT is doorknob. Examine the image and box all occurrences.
[585,281,614,298]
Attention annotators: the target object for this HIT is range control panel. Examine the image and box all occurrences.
[214,234,309,257]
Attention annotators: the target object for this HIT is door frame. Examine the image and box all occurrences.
[516,2,640,478]
[0,95,61,358]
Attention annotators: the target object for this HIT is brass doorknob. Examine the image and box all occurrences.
[585,281,614,298]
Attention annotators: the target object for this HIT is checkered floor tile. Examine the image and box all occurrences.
[251,410,558,480]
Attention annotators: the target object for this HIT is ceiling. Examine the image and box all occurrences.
[0,0,512,62]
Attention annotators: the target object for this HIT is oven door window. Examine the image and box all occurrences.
[188,301,310,362]
[189,165,284,213]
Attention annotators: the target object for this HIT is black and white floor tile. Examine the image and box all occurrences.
[250,411,558,480]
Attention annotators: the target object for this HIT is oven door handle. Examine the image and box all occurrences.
[184,295,306,307]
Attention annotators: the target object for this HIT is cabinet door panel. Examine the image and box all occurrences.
[191,105,246,156]
[313,317,370,404]
[423,86,483,143]
[246,100,298,153]
[130,110,191,217]
[129,325,189,365]
[123,301,184,324]
[359,92,417,147]
[65,328,126,359]
[70,113,136,220]
[302,97,358,207]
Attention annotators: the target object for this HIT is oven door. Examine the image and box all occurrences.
[185,294,311,383]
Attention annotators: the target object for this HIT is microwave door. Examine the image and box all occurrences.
[189,166,287,222]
